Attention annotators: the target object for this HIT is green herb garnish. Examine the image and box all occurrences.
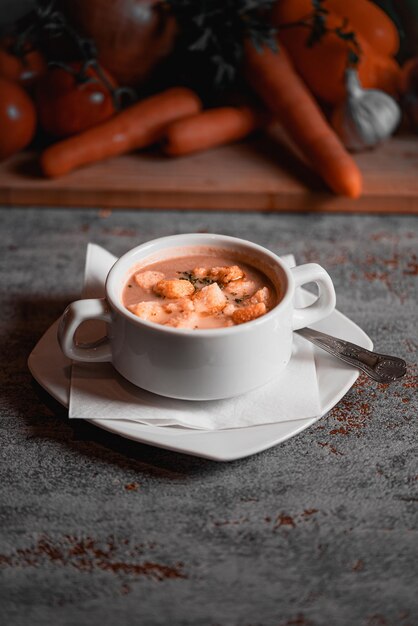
[177,270,217,289]
[234,295,250,304]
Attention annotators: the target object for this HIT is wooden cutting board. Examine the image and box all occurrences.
[0,132,417,212]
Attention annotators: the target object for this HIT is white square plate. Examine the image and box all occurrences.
[28,300,372,462]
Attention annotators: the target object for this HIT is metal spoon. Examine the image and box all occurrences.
[295,327,407,384]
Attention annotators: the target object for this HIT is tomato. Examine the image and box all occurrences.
[0,77,37,161]
[36,63,116,138]
[0,47,47,86]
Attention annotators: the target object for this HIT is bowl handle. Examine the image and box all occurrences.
[57,298,112,362]
[290,264,336,330]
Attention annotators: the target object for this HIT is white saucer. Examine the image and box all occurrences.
[28,300,372,462]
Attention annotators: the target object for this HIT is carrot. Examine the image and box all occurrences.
[41,87,202,177]
[245,40,362,198]
[163,105,264,156]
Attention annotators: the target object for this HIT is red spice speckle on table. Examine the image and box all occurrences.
[301,229,417,305]
[401,365,418,389]
[318,365,416,442]
[403,255,418,275]
[317,441,344,455]
[213,509,322,532]
[329,425,350,435]
[271,510,320,530]
[274,513,296,529]
[124,481,140,491]
[0,535,187,584]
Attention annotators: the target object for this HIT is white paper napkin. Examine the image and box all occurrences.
[69,244,321,430]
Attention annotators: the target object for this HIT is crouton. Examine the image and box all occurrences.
[165,312,199,328]
[231,302,267,325]
[224,279,257,299]
[193,283,227,313]
[222,303,236,316]
[192,265,244,285]
[128,301,167,323]
[164,298,195,314]
[250,287,272,306]
[134,270,165,290]
[154,279,195,299]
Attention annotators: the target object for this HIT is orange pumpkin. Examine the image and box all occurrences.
[325,0,399,57]
[272,0,400,104]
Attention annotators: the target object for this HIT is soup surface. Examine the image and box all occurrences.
[122,248,280,329]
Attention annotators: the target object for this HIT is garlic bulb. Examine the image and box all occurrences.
[332,68,401,151]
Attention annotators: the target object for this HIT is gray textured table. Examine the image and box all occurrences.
[1,207,417,626]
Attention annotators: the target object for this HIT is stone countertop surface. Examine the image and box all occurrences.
[0,207,417,626]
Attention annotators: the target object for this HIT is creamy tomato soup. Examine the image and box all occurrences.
[122,247,280,329]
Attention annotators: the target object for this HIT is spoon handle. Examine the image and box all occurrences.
[296,327,407,384]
